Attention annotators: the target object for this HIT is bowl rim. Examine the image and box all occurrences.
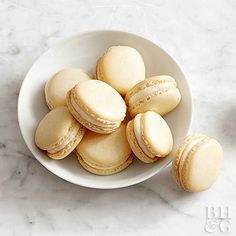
[17,29,193,189]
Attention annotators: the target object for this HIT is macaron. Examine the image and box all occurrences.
[76,124,133,175]
[125,75,181,117]
[45,68,91,109]
[96,46,145,95]
[172,134,223,192]
[35,106,85,159]
[126,111,173,163]
[67,80,126,134]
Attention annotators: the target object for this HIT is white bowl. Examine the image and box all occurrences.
[18,30,192,189]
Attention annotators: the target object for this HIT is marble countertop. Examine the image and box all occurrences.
[0,0,235,235]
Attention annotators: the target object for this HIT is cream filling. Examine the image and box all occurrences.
[71,96,109,128]
[133,115,155,158]
[129,82,175,105]
[47,126,79,154]
[178,137,205,180]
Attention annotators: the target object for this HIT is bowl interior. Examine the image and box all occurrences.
[18,31,192,189]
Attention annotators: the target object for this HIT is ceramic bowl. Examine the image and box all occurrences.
[18,30,192,189]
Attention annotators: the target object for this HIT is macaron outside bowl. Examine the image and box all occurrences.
[18,30,192,189]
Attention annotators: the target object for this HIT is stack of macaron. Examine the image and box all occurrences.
[35,45,223,192]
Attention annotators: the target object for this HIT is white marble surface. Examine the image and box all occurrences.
[0,0,235,235]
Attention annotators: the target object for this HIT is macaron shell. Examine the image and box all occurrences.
[172,134,208,187]
[48,125,85,159]
[129,88,181,117]
[97,46,145,95]
[142,111,173,157]
[77,153,134,175]
[181,138,223,192]
[172,136,193,187]
[73,80,126,122]
[76,124,133,174]
[35,107,75,150]
[126,120,158,163]
[66,91,120,134]
[45,68,91,109]
[125,75,176,100]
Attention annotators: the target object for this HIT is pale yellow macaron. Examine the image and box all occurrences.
[126,111,173,163]
[35,106,85,159]
[67,80,126,134]
[125,75,181,117]
[76,124,133,175]
[172,134,223,192]
[96,46,145,95]
[45,68,91,109]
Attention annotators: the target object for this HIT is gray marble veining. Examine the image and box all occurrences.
[0,0,235,235]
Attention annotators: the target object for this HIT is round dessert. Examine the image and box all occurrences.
[96,46,145,95]
[45,68,91,109]
[172,134,223,192]
[126,111,173,163]
[35,106,85,159]
[67,80,126,134]
[76,124,133,175]
[125,75,181,117]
